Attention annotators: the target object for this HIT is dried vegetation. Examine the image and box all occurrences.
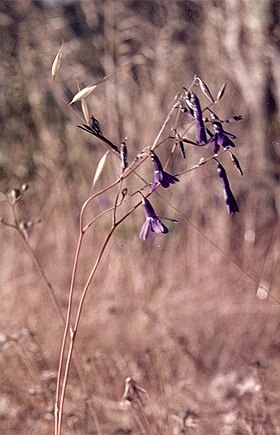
[0,0,280,433]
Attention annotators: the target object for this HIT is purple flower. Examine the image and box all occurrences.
[216,161,239,215]
[139,195,169,240]
[150,150,179,192]
[189,92,207,144]
[209,121,236,153]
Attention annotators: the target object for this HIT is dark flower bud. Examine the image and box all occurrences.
[231,115,242,122]
[188,92,207,144]
[90,116,102,135]
[120,139,128,172]
[179,141,186,159]
[216,161,239,215]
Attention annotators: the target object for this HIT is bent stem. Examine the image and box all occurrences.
[54,178,122,434]
[56,198,142,434]
[57,224,116,433]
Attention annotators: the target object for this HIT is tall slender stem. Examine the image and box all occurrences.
[57,225,115,433]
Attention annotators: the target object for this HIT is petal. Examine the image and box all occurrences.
[150,150,164,173]
[214,136,220,154]
[154,170,163,183]
[222,136,235,148]
[161,172,179,188]
[224,130,236,139]
[142,196,157,219]
[224,189,239,214]
[151,179,158,193]
[140,219,152,240]
[196,120,207,144]
[150,218,169,234]
[217,134,224,146]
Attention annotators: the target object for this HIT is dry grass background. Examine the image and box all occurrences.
[1,0,280,433]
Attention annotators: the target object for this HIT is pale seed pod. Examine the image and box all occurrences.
[51,43,64,81]
[70,84,97,104]
[196,77,215,103]
[91,151,109,190]
[216,83,226,101]
[81,98,90,124]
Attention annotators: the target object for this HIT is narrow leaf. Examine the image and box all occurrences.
[92,151,109,189]
[70,84,97,104]
[51,43,64,81]
[216,83,226,101]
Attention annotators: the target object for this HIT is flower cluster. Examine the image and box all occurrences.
[76,75,243,241]
[137,78,243,239]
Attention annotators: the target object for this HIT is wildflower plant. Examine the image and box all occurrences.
[0,62,244,433]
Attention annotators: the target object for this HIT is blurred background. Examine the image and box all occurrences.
[1,0,280,433]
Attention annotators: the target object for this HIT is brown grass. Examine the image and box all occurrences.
[0,0,280,433]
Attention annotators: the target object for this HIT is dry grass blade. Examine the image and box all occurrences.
[51,43,64,81]
[92,151,109,190]
[81,98,90,124]
[70,84,97,104]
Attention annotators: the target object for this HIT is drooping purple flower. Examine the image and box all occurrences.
[209,121,236,153]
[139,195,169,240]
[216,161,239,215]
[188,92,207,144]
[150,150,179,192]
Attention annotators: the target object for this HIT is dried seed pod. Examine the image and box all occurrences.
[81,98,90,124]
[70,84,97,104]
[122,377,147,402]
[120,138,128,172]
[179,140,186,159]
[51,43,64,81]
[216,83,226,101]
[91,151,109,189]
[7,188,22,204]
[121,188,128,203]
[21,183,29,193]
[196,77,215,103]
[229,151,243,175]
